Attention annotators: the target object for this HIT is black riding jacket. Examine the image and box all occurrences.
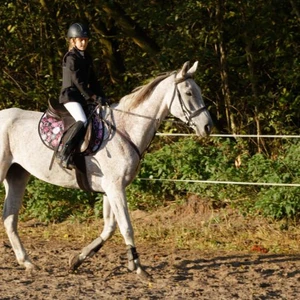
[59,47,104,105]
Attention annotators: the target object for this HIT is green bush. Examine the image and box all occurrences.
[254,142,300,219]
[128,137,253,208]
[22,178,103,222]
[128,137,300,219]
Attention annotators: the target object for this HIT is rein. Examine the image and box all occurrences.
[102,106,158,160]
[110,107,158,121]
[109,123,143,160]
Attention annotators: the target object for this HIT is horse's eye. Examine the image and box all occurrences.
[186,91,192,96]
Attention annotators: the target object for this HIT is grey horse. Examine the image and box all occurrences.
[0,61,213,279]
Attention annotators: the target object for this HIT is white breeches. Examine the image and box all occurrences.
[64,102,87,124]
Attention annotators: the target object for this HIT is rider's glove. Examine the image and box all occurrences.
[96,96,110,106]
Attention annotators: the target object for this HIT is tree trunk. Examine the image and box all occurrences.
[93,21,126,84]
[245,43,265,153]
[215,0,237,134]
[82,9,125,84]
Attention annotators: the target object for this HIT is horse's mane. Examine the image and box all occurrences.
[121,71,175,110]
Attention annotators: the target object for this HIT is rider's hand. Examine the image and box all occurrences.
[96,96,110,106]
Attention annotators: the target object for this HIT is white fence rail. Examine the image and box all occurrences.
[156,133,300,138]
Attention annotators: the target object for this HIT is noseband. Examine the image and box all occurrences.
[174,74,207,127]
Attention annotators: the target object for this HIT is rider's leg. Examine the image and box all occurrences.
[64,102,87,124]
[59,102,87,168]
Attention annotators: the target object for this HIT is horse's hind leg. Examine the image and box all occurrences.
[2,164,36,271]
[69,194,117,271]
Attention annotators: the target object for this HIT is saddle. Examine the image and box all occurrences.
[38,99,105,191]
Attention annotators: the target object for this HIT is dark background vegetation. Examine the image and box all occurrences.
[0,0,299,221]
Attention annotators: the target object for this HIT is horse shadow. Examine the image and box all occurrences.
[166,253,300,281]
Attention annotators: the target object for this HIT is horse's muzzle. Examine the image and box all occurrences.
[205,124,212,136]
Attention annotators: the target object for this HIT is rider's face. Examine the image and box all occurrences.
[75,38,89,51]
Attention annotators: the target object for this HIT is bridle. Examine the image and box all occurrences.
[173,74,208,127]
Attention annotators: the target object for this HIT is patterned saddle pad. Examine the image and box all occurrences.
[38,106,104,156]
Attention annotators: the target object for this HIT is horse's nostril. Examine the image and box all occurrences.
[205,124,211,135]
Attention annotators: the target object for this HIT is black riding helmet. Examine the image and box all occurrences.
[67,23,89,39]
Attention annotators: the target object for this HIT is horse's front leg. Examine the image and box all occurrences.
[105,186,151,279]
[69,187,151,280]
[69,194,117,271]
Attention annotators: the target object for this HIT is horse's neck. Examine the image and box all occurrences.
[115,82,171,154]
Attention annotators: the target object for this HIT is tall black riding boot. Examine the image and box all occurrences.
[59,121,86,169]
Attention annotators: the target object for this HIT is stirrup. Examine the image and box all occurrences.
[59,153,75,170]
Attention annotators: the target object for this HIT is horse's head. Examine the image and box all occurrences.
[168,61,213,137]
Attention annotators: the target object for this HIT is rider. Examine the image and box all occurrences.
[58,22,107,169]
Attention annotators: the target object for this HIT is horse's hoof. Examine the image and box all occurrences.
[128,260,136,271]
[69,253,82,272]
[137,267,153,282]
[25,262,39,275]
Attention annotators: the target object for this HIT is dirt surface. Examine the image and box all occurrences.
[1,200,300,299]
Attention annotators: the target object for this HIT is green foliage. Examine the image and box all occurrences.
[22,178,103,222]
[254,142,300,219]
[255,186,300,219]
[127,138,300,220]
[1,0,300,139]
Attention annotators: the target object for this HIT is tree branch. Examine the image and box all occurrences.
[97,1,160,62]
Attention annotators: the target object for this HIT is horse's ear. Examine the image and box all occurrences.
[187,61,198,75]
[179,61,198,78]
[181,61,190,77]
